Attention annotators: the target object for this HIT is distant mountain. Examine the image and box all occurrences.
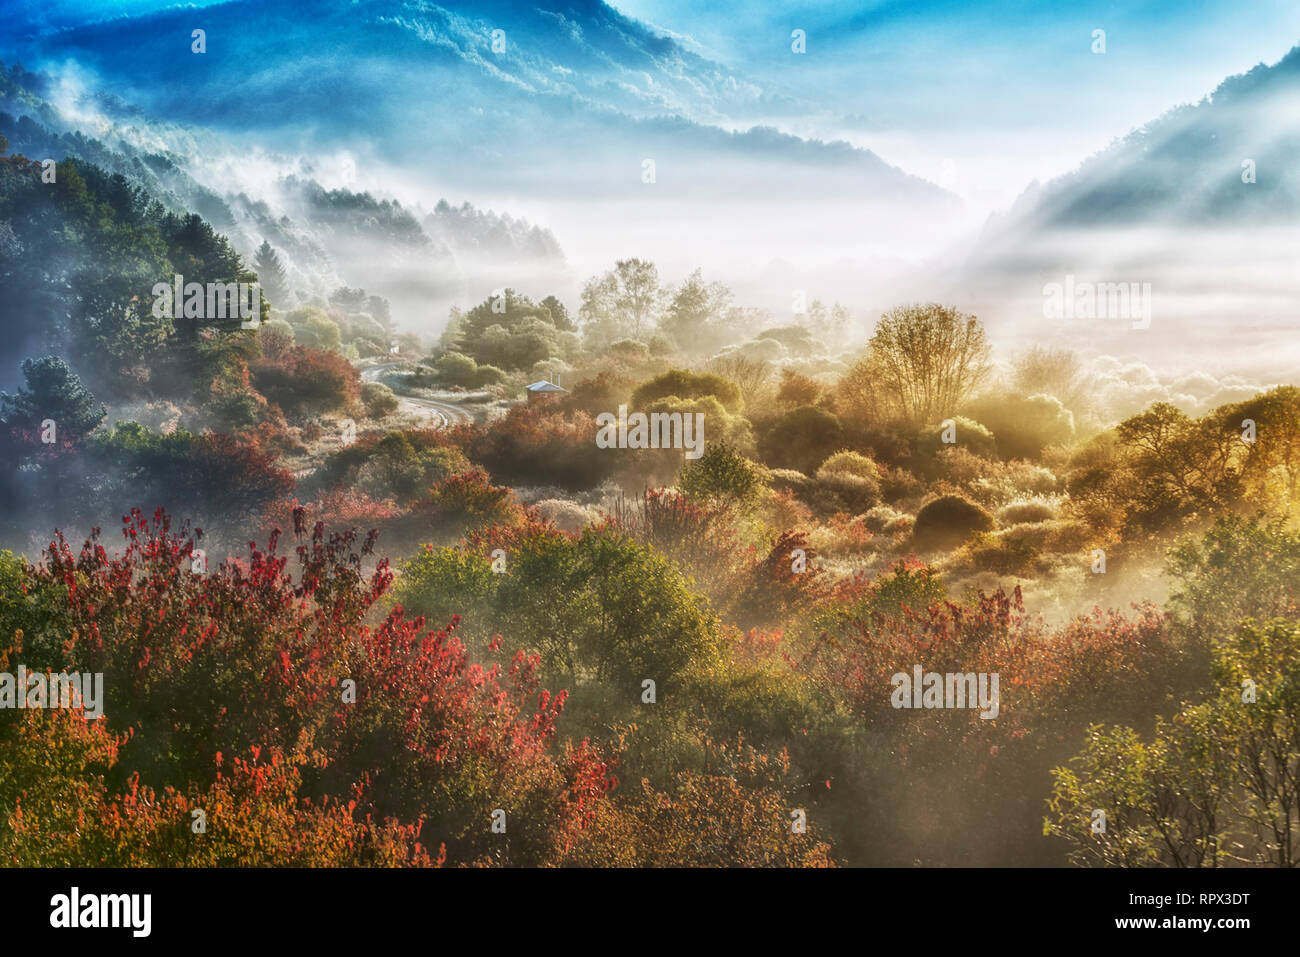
[0,0,956,209]
[930,43,1300,378]
[1,60,569,326]
[960,43,1300,277]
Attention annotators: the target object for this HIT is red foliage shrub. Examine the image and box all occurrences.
[252,346,361,417]
[2,507,613,865]
[453,405,617,489]
[418,468,524,533]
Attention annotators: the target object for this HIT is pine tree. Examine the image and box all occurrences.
[253,239,289,307]
[0,356,106,442]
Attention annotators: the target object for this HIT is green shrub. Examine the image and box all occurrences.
[912,494,995,550]
[297,313,342,353]
[758,406,844,475]
[361,382,399,418]
[631,369,744,413]
[434,352,480,388]
[678,442,766,509]
[817,450,879,481]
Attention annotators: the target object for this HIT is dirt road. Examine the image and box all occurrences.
[360,361,478,429]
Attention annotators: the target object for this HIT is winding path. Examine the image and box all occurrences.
[360,361,477,429]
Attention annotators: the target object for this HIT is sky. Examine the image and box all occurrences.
[610,0,1300,213]
[8,0,1300,217]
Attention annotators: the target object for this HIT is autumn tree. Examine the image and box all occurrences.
[776,368,823,407]
[1215,386,1300,515]
[864,303,991,426]
[1075,402,1245,538]
[707,353,773,409]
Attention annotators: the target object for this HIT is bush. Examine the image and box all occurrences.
[997,498,1059,525]
[434,352,479,387]
[959,529,1044,577]
[570,733,835,867]
[258,318,295,361]
[0,509,610,866]
[776,368,822,406]
[917,416,996,459]
[862,505,913,534]
[395,523,724,695]
[473,364,507,387]
[678,442,766,509]
[757,325,816,356]
[477,319,562,371]
[767,468,812,493]
[252,346,360,417]
[815,450,882,509]
[460,405,618,490]
[912,494,995,551]
[310,430,468,506]
[421,468,524,534]
[361,382,399,418]
[609,339,650,361]
[811,471,881,512]
[643,395,756,457]
[532,498,602,533]
[758,406,844,475]
[347,312,387,344]
[631,369,744,413]
[34,424,296,532]
[736,338,787,361]
[817,450,880,481]
[1046,614,1300,866]
[967,393,1075,460]
[557,373,634,416]
[352,335,387,358]
[297,313,342,353]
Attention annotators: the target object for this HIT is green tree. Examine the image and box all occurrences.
[298,313,342,353]
[0,356,105,442]
[660,269,732,353]
[1046,616,1300,867]
[539,295,573,331]
[396,526,723,696]
[1111,402,1242,536]
[253,239,289,307]
[580,259,664,346]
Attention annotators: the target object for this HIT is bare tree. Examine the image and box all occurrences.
[1012,345,1088,413]
[708,352,773,408]
[865,303,992,425]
